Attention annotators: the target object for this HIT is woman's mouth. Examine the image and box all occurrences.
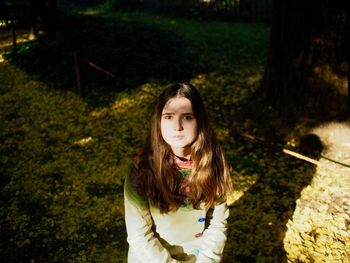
[173,135,185,140]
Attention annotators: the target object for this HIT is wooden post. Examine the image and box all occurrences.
[11,21,17,49]
[348,52,350,110]
[348,63,350,111]
[73,52,83,97]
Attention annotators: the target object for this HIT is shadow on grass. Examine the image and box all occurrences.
[224,137,321,262]
[0,179,128,262]
[4,13,205,106]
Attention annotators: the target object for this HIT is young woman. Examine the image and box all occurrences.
[124,83,232,262]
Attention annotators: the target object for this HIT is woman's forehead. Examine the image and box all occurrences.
[162,97,193,113]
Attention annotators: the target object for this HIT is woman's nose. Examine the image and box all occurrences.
[173,119,183,131]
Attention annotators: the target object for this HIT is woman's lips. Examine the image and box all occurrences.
[173,135,184,140]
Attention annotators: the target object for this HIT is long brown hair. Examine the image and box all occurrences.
[135,83,232,213]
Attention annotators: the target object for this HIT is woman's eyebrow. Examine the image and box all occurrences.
[162,112,194,115]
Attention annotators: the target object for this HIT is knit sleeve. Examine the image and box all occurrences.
[124,165,179,263]
[196,202,229,263]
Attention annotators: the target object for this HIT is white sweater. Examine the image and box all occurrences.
[124,166,229,263]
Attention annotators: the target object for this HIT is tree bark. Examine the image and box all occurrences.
[29,0,58,38]
[261,0,350,116]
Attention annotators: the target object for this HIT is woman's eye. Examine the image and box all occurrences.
[163,115,172,120]
[183,115,194,120]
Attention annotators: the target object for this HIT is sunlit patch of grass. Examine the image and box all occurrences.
[79,8,103,16]
[73,136,94,146]
[90,107,109,119]
[0,32,32,49]
[0,20,8,27]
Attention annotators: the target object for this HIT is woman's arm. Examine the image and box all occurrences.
[196,202,229,263]
[124,167,178,263]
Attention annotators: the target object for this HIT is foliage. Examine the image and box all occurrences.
[0,3,316,262]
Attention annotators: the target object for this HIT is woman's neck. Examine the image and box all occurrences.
[171,147,191,160]
[173,153,191,162]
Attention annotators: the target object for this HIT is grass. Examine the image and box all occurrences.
[0,3,317,262]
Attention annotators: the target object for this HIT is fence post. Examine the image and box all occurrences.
[11,21,17,49]
[73,52,84,97]
[348,60,350,110]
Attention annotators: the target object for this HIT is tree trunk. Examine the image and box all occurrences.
[261,0,350,116]
[29,0,58,38]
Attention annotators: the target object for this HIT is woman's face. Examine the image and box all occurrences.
[160,97,198,157]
